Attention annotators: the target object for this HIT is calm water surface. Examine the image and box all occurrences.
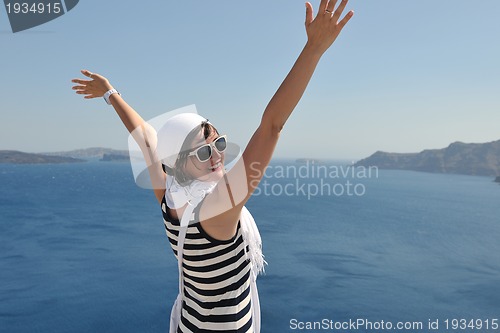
[1,161,499,332]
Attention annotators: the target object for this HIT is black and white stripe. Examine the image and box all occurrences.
[162,197,254,333]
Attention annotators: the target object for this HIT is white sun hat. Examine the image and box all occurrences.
[128,104,202,189]
[156,112,209,169]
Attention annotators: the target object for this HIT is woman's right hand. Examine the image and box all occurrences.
[304,0,354,56]
[71,69,114,99]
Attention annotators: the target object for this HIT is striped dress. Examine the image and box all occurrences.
[161,196,254,333]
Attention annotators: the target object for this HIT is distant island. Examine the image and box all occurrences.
[0,150,84,164]
[295,158,324,164]
[0,148,129,164]
[44,147,129,160]
[355,140,500,177]
[100,153,130,162]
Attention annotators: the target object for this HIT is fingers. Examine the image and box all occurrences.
[325,0,337,14]
[77,91,97,99]
[72,80,93,97]
[74,89,93,96]
[305,2,313,25]
[71,78,91,85]
[76,90,98,98]
[81,69,93,78]
[332,0,348,22]
[318,0,328,14]
[338,10,354,30]
[71,70,101,99]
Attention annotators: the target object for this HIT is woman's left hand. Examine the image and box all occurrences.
[305,0,354,55]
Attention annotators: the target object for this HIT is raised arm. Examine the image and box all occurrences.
[198,0,354,239]
[244,0,354,191]
[71,70,166,203]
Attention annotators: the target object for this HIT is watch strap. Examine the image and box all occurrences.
[103,89,120,105]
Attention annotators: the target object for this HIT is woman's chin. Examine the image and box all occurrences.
[199,165,225,182]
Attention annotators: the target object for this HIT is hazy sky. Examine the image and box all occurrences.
[1,0,499,160]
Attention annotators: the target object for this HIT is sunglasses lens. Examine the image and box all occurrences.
[215,136,227,152]
[196,145,212,162]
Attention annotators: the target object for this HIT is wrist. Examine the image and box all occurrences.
[103,81,114,92]
[303,42,325,60]
[103,88,121,105]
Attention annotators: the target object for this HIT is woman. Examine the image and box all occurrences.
[71,1,353,332]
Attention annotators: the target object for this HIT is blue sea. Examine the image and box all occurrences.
[1,160,499,333]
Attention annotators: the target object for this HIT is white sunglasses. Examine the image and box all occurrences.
[187,135,227,162]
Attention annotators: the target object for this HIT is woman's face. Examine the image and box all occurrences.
[184,128,225,183]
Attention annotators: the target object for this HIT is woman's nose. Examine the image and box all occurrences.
[212,147,222,160]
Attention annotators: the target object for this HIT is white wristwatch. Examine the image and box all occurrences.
[103,89,121,105]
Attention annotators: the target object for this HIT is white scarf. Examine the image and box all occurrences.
[165,174,266,275]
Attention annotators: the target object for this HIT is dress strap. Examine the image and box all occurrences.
[170,202,197,333]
